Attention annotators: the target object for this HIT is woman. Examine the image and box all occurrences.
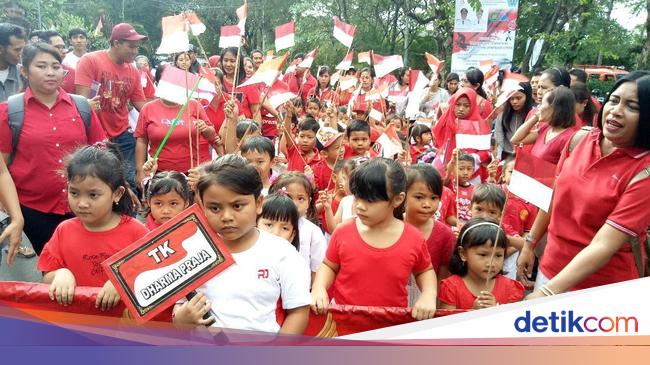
[205,68,242,139]
[494,82,534,159]
[220,47,261,122]
[243,57,255,79]
[390,67,410,117]
[461,68,493,119]
[420,72,450,118]
[571,81,597,128]
[536,67,571,104]
[347,68,385,119]
[312,66,333,104]
[174,52,193,73]
[518,71,650,295]
[0,43,106,255]
[445,72,460,95]
[510,86,577,164]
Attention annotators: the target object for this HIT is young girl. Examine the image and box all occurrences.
[257,193,300,251]
[321,159,357,233]
[312,66,333,104]
[311,158,437,321]
[173,154,310,333]
[145,171,192,230]
[438,218,525,310]
[409,124,433,164]
[37,143,148,310]
[305,98,322,121]
[269,172,327,277]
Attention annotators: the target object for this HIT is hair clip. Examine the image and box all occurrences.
[277,186,289,197]
[93,141,108,149]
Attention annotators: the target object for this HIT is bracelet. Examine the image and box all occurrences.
[524,233,536,247]
[539,284,556,297]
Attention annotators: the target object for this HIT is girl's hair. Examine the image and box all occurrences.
[545,86,576,128]
[307,98,321,109]
[197,154,263,200]
[446,72,460,84]
[471,183,506,211]
[335,158,358,176]
[501,82,533,135]
[259,193,300,250]
[65,143,134,216]
[22,42,61,69]
[465,68,487,99]
[240,135,275,160]
[449,218,508,276]
[359,67,375,80]
[397,67,409,86]
[220,47,246,85]
[542,67,571,88]
[571,81,597,125]
[146,171,192,202]
[597,71,650,149]
[406,163,443,196]
[314,66,330,96]
[269,172,318,224]
[174,52,190,68]
[410,124,431,144]
[236,119,260,139]
[350,157,406,203]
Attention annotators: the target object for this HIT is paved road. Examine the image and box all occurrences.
[0,231,42,283]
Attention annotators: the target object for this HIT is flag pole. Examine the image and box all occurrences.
[185,65,194,169]
[232,40,242,98]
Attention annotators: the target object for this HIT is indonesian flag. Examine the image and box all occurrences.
[285,58,300,75]
[267,79,297,109]
[333,17,356,48]
[239,53,289,88]
[185,11,206,35]
[155,66,216,105]
[298,48,318,68]
[198,64,217,86]
[219,25,241,48]
[338,75,358,91]
[425,52,444,75]
[508,151,556,212]
[375,124,403,158]
[455,119,491,150]
[336,51,354,71]
[479,59,494,74]
[502,70,530,91]
[495,84,524,108]
[275,22,295,51]
[157,14,190,54]
[358,51,372,64]
[369,108,383,122]
[387,90,407,104]
[409,70,430,92]
[236,0,248,35]
[373,53,403,78]
[365,84,388,102]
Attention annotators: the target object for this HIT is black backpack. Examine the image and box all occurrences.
[7,93,91,165]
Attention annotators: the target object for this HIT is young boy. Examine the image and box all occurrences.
[280,103,321,172]
[241,136,275,196]
[312,127,344,193]
[445,151,475,226]
[343,119,378,159]
[305,98,321,120]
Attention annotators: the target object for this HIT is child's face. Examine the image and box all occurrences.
[297,130,317,152]
[322,136,344,162]
[68,176,124,229]
[149,191,188,224]
[284,182,310,217]
[405,181,440,224]
[418,132,433,146]
[348,131,371,156]
[242,150,273,182]
[457,160,474,184]
[502,161,514,185]
[460,242,505,281]
[354,194,404,228]
[470,201,502,222]
[200,184,262,246]
[306,102,320,119]
[390,118,403,131]
[454,95,471,119]
[258,217,295,244]
[337,170,351,195]
[337,112,349,125]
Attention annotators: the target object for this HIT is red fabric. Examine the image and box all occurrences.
[530,123,578,164]
[282,71,317,105]
[326,220,432,307]
[439,274,525,309]
[450,182,474,223]
[140,69,156,99]
[222,78,260,119]
[312,159,335,192]
[500,185,538,237]
[61,65,76,93]
[145,214,160,230]
[541,129,650,290]
[343,144,379,159]
[477,95,493,120]
[350,92,386,115]
[436,187,457,225]
[257,83,279,138]
[311,86,334,104]
[426,221,456,274]
[134,99,213,173]
[0,88,106,214]
[337,90,353,107]
[286,142,321,172]
[410,144,429,163]
[205,92,241,135]
[320,198,340,235]
[433,88,486,152]
[37,216,148,287]
[75,51,145,138]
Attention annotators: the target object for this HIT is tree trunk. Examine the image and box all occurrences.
[638,0,650,69]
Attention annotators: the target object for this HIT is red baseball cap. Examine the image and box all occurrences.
[110,23,148,42]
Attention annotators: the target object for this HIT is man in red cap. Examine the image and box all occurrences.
[75,23,148,189]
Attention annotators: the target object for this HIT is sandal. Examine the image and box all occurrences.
[15,246,36,258]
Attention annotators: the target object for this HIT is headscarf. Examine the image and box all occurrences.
[433,87,485,151]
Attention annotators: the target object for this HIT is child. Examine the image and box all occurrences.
[37,144,148,310]
[280,102,321,173]
[305,98,322,120]
[312,127,345,193]
[311,158,437,320]
[436,186,457,227]
[270,172,327,278]
[409,124,433,164]
[173,154,311,333]
[321,159,357,233]
[241,136,275,196]
[145,171,192,230]
[438,218,525,310]
[258,193,300,251]
[343,119,378,159]
[446,151,475,226]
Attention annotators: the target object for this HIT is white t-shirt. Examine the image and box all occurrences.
[181,229,311,333]
[62,52,82,69]
[340,195,356,221]
[297,217,327,272]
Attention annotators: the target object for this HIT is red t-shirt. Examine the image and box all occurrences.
[312,159,335,192]
[140,69,156,99]
[282,71,317,105]
[61,65,76,94]
[286,143,321,172]
[0,88,106,214]
[343,144,379,159]
[426,221,456,274]
[501,186,538,237]
[436,187,457,226]
[205,92,242,135]
[530,123,577,164]
[75,51,146,138]
[310,86,334,104]
[326,220,432,307]
[439,274,525,309]
[134,99,213,173]
[541,129,650,289]
[258,83,279,139]
[410,144,429,164]
[450,183,474,224]
[37,216,148,287]
[223,78,260,119]
[337,90,353,107]
[145,214,160,231]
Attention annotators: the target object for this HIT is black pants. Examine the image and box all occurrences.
[20,205,74,256]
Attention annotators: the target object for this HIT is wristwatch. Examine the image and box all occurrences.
[524,233,536,247]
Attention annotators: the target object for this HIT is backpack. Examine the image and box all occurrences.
[7,93,91,165]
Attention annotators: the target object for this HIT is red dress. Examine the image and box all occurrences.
[425,221,456,274]
[439,274,525,309]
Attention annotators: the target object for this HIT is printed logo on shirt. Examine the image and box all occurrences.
[161,118,185,127]
[519,209,529,222]
[83,252,111,276]
[257,269,269,279]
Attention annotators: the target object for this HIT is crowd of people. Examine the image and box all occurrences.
[0,20,648,335]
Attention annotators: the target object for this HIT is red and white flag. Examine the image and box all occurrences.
[502,69,530,90]
[157,14,190,54]
[365,84,388,102]
[455,119,491,150]
[373,53,403,78]
[387,90,407,104]
[219,25,241,48]
[479,59,494,74]
[495,84,524,108]
[409,70,430,92]
[155,66,216,105]
[425,52,444,75]
[239,53,289,88]
[369,108,383,122]
[338,75,358,91]
[298,48,318,68]
[336,51,354,70]
[375,124,403,158]
[333,17,356,48]
[267,79,297,109]
[275,22,295,51]
[236,0,248,35]
[185,11,206,35]
[265,50,275,61]
[508,151,556,212]
[358,51,372,64]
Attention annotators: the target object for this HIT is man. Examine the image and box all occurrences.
[188,44,200,74]
[75,23,147,189]
[63,28,88,69]
[0,23,25,102]
[457,8,469,25]
[282,53,317,105]
[44,31,76,93]
[251,49,264,71]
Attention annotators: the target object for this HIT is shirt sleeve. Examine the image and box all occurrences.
[74,54,94,87]
[133,103,150,139]
[412,232,433,274]
[87,110,107,143]
[309,226,327,272]
[438,277,459,307]
[244,85,260,105]
[503,277,525,304]
[606,175,650,238]
[279,248,312,310]
[324,228,342,266]
[0,103,12,153]
[36,225,66,273]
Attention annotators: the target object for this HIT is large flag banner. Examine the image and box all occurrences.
[219,25,241,48]
[268,79,297,108]
[336,51,354,70]
[455,119,491,150]
[298,48,318,68]
[333,17,356,48]
[508,151,556,212]
[239,53,289,88]
[373,53,403,78]
[451,0,519,74]
[155,66,216,105]
[102,205,234,323]
[275,21,295,51]
[157,15,190,54]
